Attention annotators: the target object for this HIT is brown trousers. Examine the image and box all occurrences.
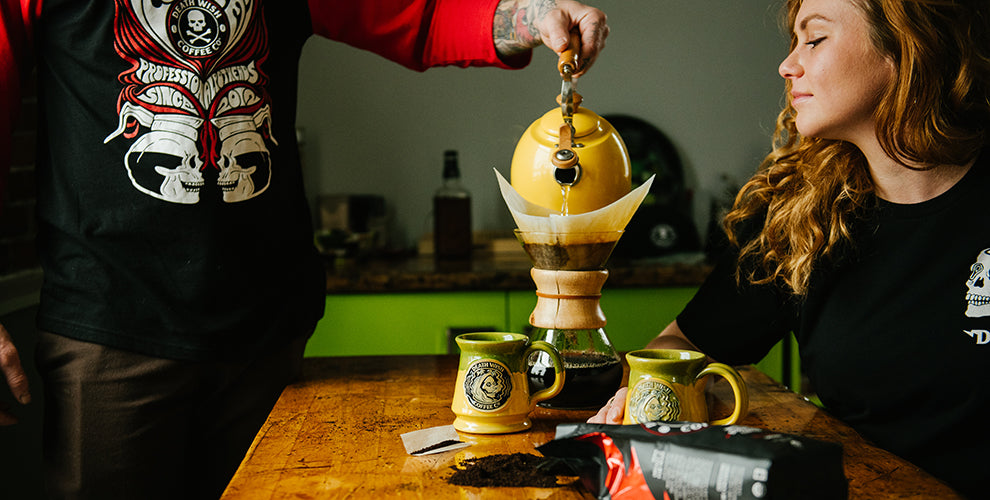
[35,331,307,500]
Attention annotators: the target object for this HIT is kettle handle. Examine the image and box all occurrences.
[557,32,581,76]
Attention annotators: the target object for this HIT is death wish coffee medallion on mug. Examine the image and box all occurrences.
[463,360,513,411]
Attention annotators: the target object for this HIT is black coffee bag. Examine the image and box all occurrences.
[537,421,847,500]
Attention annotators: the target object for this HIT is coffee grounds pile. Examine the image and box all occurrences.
[446,453,575,488]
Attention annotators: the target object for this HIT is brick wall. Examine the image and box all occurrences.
[1,69,39,278]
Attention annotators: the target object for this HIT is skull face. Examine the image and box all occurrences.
[130,132,204,204]
[217,132,266,203]
[212,106,278,203]
[155,159,205,204]
[122,113,206,204]
[213,108,274,203]
[965,249,990,317]
[188,10,206,32]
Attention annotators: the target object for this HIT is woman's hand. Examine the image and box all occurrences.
[587,386,627,424]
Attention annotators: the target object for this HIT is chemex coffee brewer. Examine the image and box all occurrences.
[498,36,654,409]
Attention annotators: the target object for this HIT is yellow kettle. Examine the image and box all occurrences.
[510,98,631,215]
[510,34,631,215]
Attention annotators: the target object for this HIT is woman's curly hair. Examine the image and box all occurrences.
[725,0,990,296]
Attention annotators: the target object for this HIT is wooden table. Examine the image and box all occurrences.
[221,355,960,499]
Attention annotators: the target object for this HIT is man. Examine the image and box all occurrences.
[0,1,608,497]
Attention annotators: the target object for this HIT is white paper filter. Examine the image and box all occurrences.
[495,169,655,241]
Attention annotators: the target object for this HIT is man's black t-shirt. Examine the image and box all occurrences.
[33,0,325,361]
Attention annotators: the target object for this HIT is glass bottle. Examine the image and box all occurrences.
[433,150,472,259]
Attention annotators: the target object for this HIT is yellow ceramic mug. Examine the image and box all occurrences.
[452,332,564,434]
[623,349,748,425]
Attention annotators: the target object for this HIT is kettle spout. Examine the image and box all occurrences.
[554,164,581,186]
[552,149,581,186]
[552,124,581,186]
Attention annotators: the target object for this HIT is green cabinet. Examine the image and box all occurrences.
[305,287,697,357]
[304,291,507,356]
[306,287,800,390]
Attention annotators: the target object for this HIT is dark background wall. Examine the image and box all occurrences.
[1,68,45,499]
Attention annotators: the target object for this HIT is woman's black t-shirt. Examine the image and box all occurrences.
[679,149,990,496]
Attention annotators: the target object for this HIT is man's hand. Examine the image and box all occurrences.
[0,322,30,425]
[493,0,609,77]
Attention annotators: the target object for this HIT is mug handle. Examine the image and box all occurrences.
[526,341,565,406]
[697,362,749,425]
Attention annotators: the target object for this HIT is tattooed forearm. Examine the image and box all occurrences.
[493,0,557,58]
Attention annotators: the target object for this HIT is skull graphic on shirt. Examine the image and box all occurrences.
[965,248,990,317]
[104,0,273,204]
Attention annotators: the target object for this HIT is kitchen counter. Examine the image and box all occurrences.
[323,251,713,294]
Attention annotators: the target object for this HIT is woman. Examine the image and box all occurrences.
[591,0,989,496]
